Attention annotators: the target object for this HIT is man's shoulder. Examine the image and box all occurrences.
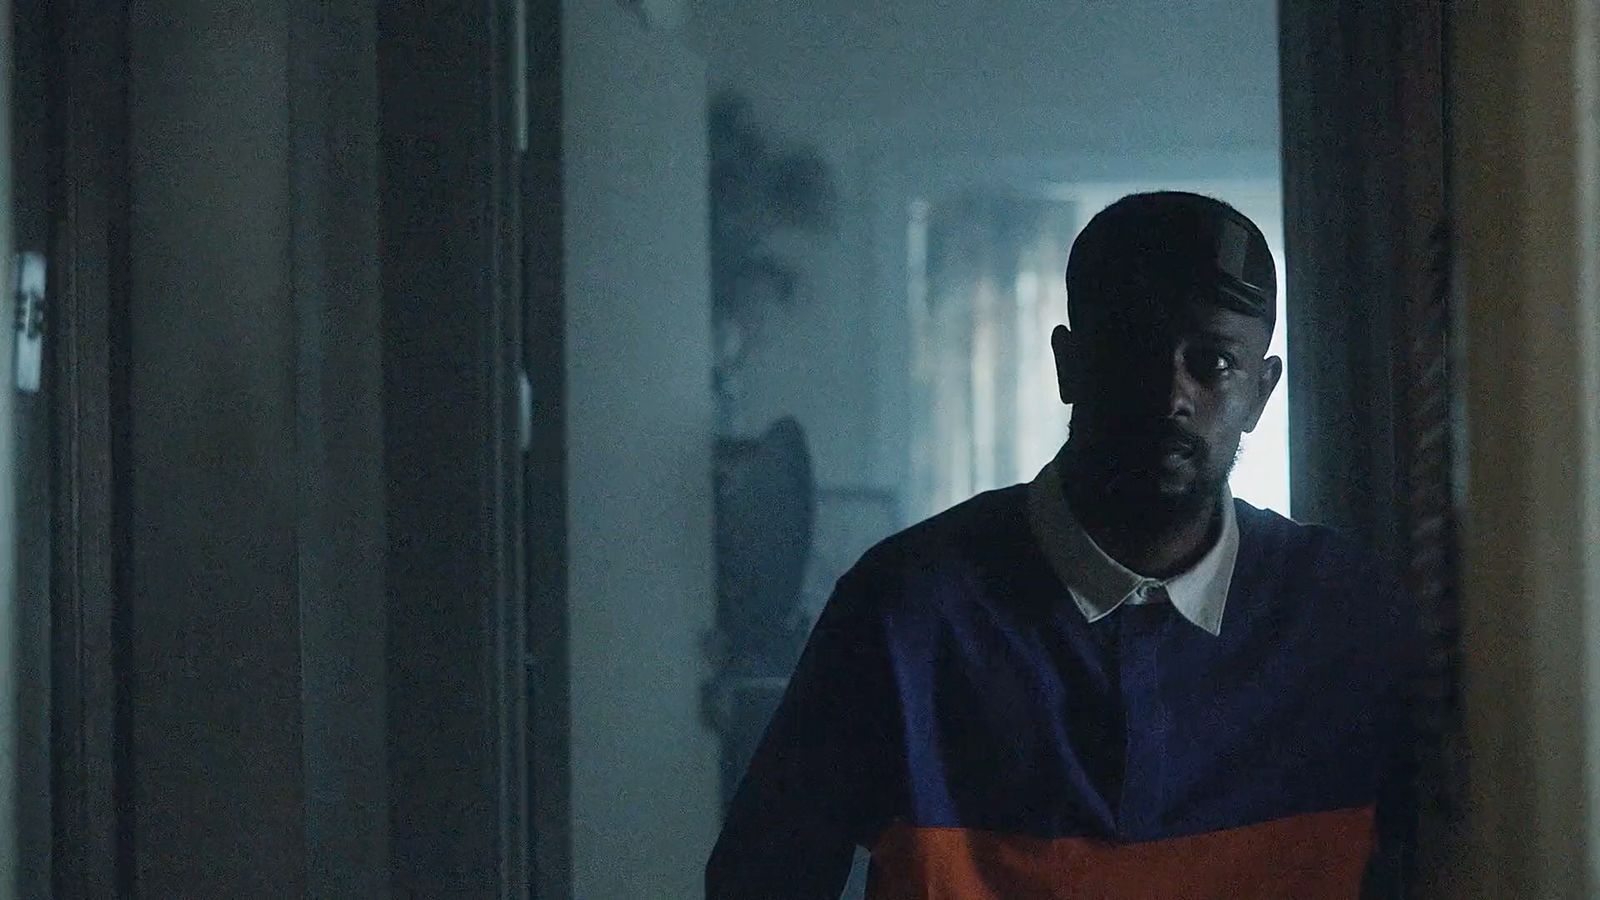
[889,482,1034,553]
[842,484,1034,586]
[1234,498,1393,579]
[1234,499,1413,641]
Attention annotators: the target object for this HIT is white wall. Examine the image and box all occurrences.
[696,0,1279,163]
[563,4,721,897]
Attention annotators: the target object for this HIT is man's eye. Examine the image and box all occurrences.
[1190,351,1236,375]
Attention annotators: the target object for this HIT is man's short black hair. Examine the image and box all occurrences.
[1065,191,1277,334]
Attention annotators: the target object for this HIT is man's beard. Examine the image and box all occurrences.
[1065,422,1237,534]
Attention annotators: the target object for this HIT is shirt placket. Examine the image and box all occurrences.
[1115,587,1172,842]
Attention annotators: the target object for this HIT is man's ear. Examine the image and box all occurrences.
[1242,354,1284,433]
[1051,324,1082,405]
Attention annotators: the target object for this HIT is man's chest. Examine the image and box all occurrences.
[882,599,1390,841]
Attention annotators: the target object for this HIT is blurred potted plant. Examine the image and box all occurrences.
[709,91,835,434]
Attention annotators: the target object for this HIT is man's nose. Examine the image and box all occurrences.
[1166,346,1196,419]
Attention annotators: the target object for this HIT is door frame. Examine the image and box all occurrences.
[1279,1,1460,896]
[520,0,573,896]
[45,1,130,896]
[377,0,531,894]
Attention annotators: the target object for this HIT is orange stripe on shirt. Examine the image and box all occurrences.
[867,805,1375,900]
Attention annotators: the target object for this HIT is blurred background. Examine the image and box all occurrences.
[694,6,1286,896]
[6,1,1599,899]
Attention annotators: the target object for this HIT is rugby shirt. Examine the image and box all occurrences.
[706,477,1419,900]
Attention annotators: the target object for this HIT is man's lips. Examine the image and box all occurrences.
[1158,435,1196,454]
[1158,435,1199,459]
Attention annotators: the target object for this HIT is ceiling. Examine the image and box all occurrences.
[692,0,1280,163]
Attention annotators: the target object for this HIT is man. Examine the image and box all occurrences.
[706,192,1418,899]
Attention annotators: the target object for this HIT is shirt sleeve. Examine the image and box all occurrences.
[705,562,902,900]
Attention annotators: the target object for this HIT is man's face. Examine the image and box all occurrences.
[1052,293,1282,518]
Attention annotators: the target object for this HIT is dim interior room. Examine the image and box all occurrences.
[15,1,1596,898]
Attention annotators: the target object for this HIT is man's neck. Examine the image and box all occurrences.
[1059,455,1222,579]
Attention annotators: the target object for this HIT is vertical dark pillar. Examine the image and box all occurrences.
[378,2,525,895]
[52,2,522,894]
[126,2,308,893]
[289,2,391,896]
[524,0,573,895]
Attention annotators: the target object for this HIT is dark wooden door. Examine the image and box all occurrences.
[1280,2,1463,896]
[35,2,128,896]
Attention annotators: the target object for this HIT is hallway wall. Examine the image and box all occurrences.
[563,3,721,897]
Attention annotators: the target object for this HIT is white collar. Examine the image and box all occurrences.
[1025,454,1240,636]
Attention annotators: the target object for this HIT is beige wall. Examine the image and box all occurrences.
[1453,1,1600,896]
